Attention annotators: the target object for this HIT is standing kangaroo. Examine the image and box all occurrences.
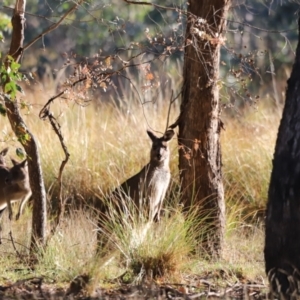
[97,129,175,248]
[0,156,31,243]
[113,129,175,221]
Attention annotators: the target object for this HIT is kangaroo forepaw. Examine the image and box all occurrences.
[16,213,20,221]
[8,213,13,221]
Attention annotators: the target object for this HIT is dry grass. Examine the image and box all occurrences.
[222,103,280,223]
[0,87,280,293]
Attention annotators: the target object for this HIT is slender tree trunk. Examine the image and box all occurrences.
[5,0,47,250]
[265,16,300,298]
[178,0,230,257]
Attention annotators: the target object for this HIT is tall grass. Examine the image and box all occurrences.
[0,88,280,291]
[96,197,201,281]
[222,104,280,224]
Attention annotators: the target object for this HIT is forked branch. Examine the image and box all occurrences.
[42,108,70,243]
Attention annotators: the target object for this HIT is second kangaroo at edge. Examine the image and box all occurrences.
[0,158,31,221]
[0,149,31,243]
[112,129,175,221]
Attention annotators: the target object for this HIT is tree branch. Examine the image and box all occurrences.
[39,76,87,119]
[23,0,84,52]
[122,0,183,12]
[43,110,70,244]
[39,49,162,116]
[165,89,181,133]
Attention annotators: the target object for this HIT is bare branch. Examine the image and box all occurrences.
[23,0,84,52]
[39,49,162,116]
[225,18,297,33]
[43,110,70,243]
[165,90,173,133]
[39,76,87,119]
[166,90,181,131]
[9,231,25,264]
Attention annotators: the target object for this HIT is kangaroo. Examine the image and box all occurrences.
[0,158,31,243]
[3,159,32,221]
[97,129,175,248]
[113,129,175,221]
[0,147,11,218]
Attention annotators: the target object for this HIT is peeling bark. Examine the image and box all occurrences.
[178,0,230,257]
[5,0,47,250]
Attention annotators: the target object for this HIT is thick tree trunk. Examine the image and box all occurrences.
[265,17,300,297]
[5,0,47,250]
[178,0,230,257]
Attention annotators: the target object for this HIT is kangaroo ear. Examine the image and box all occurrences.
[163,129,175,142]
[0,147,9,156]
[147,130,158,142]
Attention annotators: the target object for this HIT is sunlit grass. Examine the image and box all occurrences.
[96,199,198,281]
[0,87,281,293]
[222,103,280,223]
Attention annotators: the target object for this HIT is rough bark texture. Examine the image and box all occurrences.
[178,0,230,257]
[6,0,47,249]
[265,17,300,298]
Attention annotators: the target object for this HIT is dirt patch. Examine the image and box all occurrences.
[0,276,269,299]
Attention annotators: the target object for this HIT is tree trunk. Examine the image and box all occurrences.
[265,16,300,298]
[178,0,230,257]
[5,0,47,250]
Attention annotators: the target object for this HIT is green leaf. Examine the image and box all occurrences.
[16,84,24,94]
[1,74,7,82]
[18,133,30,144]
[11,60,20,72]
[4,82,13,93]
[4,82,17,99]
[16,148,25,160]
[6,55,14,62]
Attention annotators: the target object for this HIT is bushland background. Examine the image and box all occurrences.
[0,0,296,298]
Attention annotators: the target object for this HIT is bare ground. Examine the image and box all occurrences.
[0,275,269,299]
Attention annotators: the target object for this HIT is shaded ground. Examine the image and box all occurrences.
[0,275,269,299]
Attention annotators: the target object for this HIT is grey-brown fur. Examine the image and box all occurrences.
[97,129,175,249]
[112,129,175,221]
[0,148,11,219]
[3,159,32,221]
[0,157,31,243]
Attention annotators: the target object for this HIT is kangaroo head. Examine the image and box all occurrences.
[0,147,9,166]
[6,159,28,185]
[147,129,175,164]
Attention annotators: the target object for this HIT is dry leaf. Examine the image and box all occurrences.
[193,139,200,152]
[105,57,112,68]
[146,72,154,81]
